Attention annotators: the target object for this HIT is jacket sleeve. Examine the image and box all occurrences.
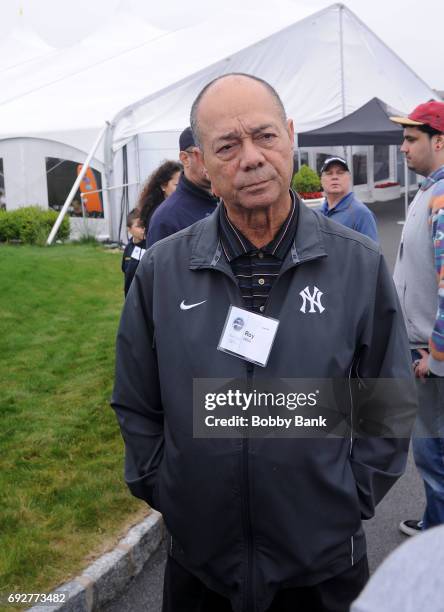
[111,254,164,507]
[349,253,417,519]
[428,181,444,367]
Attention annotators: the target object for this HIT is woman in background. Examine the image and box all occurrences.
[138,160,182,230]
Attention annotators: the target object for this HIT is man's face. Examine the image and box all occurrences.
[196,77,294,212]
[400,127,436,177]
[321,164,351,199]
[180,147,211,191]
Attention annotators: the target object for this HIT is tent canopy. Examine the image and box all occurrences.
[0,2,438,156]
[297,97,405,146]
[108,4,438,152]
[0,1,314,153]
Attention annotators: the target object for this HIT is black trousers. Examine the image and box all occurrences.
[162,554,369,612]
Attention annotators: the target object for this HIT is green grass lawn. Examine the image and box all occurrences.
[0,244,147,602]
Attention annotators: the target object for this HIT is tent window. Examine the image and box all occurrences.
[46,157,104,218]
[293,152,309,173]
[0,159,5,209]
[374,146,390,182]
[353,154,367,185]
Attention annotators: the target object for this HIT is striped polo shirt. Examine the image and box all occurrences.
[219,192,299,313]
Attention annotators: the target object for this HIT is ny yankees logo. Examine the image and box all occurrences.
[299,286,325,314]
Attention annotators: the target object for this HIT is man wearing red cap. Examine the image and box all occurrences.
[391,100,444,536]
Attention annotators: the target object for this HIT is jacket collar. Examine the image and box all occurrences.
[219,192,298,262]
[178,172,219,203]
[321,192,353,214]
[189,192,327,271]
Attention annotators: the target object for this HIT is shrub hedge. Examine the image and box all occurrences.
[0,207,70,245]
[291,164,321,194]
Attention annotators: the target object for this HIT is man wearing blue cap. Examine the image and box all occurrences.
[147,127,218,246]
[320,156,379,242]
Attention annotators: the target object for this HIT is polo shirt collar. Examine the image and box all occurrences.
[322,191,353,214]
[219,191,299,262]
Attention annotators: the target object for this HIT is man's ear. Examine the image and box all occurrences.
[287,118,295,144]
[179,150,190,167]
[434,134,444,151]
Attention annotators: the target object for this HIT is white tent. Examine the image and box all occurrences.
[0,2,438,241]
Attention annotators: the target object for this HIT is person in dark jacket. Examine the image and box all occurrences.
[121,209,146,297]
[319,156,379,242]
[146,126,218,247]
[112,74,416,612]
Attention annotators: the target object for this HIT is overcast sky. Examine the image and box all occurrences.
[3,0,443,90]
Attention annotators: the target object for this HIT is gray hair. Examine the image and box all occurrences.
[190,73,287,148]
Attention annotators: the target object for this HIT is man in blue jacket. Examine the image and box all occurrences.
[319,156,379,242]
[147,127,218,246]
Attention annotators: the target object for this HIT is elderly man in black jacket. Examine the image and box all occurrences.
[112,74,416,612]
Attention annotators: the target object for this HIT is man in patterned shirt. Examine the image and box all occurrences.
[391,100,444,536]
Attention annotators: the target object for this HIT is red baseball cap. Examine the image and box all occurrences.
[390,100,444,132]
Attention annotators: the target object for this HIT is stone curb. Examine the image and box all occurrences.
[28,511,165,612]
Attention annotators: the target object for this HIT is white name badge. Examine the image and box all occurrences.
[218,305,280,367]
[131,246,146,260]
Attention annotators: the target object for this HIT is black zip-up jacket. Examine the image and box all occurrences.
[112,200,416,612]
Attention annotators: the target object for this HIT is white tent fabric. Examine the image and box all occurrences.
[110,3,438,150]
[0,8,166,155]
[0,24,54,72]
[0,2,437,154]
[0,1,439,241]
[0,1,310,153]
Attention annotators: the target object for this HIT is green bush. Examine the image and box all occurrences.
[0,207,70,245]
[291,165,321,193]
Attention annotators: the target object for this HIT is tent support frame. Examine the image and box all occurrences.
[339,4,346,118]
[46,122,109,245]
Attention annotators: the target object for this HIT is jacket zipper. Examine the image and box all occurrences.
[205,259,256,610]
[243,359,255,612]
[207,253,322,611]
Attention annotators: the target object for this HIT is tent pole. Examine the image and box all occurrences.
[135,134,141,187]
[46,123,109,246]
[339,4,346,118]
[103,121,116,242]
[404,158,409,220]
[295,133,302,169]
[346,146,353,183]
[367,145,375,202]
